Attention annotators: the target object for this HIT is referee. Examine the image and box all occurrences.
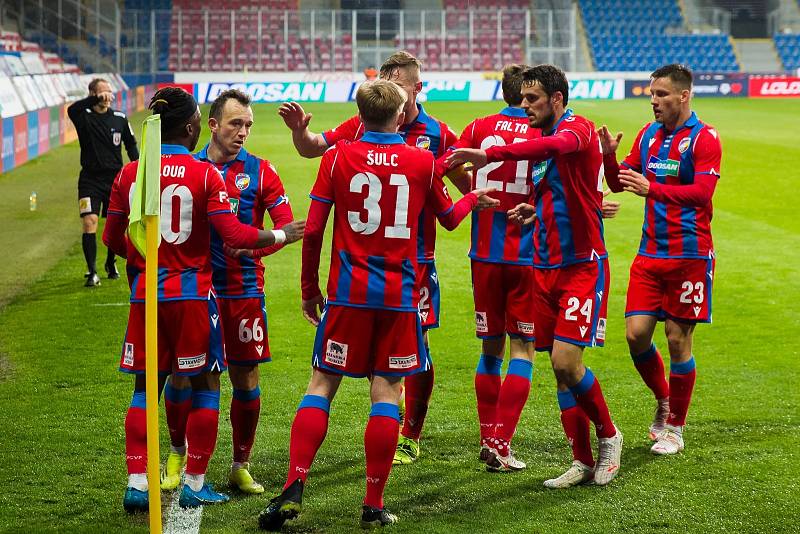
[68,78,139,287]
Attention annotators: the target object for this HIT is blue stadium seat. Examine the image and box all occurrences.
[774,34,800,70]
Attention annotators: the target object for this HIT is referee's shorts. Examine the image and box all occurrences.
[78,170,118,218]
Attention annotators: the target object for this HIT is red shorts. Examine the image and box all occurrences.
[471,260,536,341]
[533,258,610,351]
[312,304,429,377]
[416,261,440,331]
[218,296,270,365]
[626,255,715,323]
[119,298,226,376]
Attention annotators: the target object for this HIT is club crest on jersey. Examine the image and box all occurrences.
[646,155,680,176]
[678,137,691,154]
[112,132,121,146]
[324,339,348,367]
[416,136,431,150]
[235,173,250,190]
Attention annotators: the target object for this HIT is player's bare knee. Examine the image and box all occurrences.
[229,364,258,390]
[306,369,342,401]
[82,215,98,233]
[370,375,403,405]
[508,337,534,361]
[190,371,221,392]
[482,337,505,358]
[665,320,694,359]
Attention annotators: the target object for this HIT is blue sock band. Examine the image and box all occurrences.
[476,354,503,375]
[369,402,400,422]
[507,358,533,380]
[556,390,577,411]
[164,382,192,403]
[298,394,330,413]
[671,357,696,375]
[569,368,596,396]
[631,343,658,364]
[191,390,220,411]
[232,386,261,402]
[131,391,146,409]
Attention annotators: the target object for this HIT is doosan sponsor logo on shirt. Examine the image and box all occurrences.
[646,155,680,176]
[749,76,800,97]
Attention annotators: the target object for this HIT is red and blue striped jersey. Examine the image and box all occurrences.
[322,104,458,263]
[621,112,721,259]
[107,144,232,302]
[455,106,539,265]
[532,110,607,268]
[195,145,291,297]
[308,132,456,311]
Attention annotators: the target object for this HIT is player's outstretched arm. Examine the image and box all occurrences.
[475,131,580,165]
[278,102,328,158]
[446,148,488,170]
[507,203,536,226]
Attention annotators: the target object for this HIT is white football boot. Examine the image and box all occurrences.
[649,398,670,440]
[594,426,623,486]
[651,424,684,455]
[543,460,594,489]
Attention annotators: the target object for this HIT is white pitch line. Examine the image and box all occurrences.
[164,487,203,534]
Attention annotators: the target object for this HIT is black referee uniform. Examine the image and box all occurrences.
[68,94,138,285]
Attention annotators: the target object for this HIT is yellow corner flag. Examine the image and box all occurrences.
[128,114,162,534]
[129,115,162,257]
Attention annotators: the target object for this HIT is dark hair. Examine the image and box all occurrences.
[88,77,109,94]
[148,87,198,138]
[501,64,527,106]
[522,64,569,106]
[209,89,251,122]
[651,64,693,90]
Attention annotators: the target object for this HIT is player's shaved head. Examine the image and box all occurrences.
[356,80,407,129]
[651,64,693,91]
[522,64,569,106]
[501,64,528,106]
[209,89,251,122]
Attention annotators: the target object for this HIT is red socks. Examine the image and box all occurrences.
[125,392,147,474]
[231,386,262,463]
[285,395,330,490]
[568,368,616,439]
[667,357,696,427]
[474,354,503,441]
[185,390,220,475]
[401,362,434,440]
[632,343,669,400]
[164,381,191,449]
[494,359,533,450]
[556,390,594,467]
[364,403,400,509]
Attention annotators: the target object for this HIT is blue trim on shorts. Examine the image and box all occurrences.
[508,332,536,342]
[298,394,330,413]
[370,402,400,422]
[553,334,597,348]
[191,390,221,411]
[507,358,533,380]
[476,354,503,376]
[671,357,696,375]
[556,390,577,411]
[569,368,596,396]
[233,386,261,402]
[477,333,505,340]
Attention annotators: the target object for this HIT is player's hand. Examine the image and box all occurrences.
[619,168,650,197]
[281,219,306,244]
[471,187,500,210]
[446,148,488,170]
[507,203,536,225]
[597,125,622,155]
[302,294,326,326]
[601,189,621,219]
[223,244,253,258]
[97,91,114,105]
[278,102,312,131]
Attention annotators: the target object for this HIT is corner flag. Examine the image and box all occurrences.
[129,115,162,256]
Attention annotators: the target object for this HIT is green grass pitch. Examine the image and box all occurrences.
[0,98,798,533]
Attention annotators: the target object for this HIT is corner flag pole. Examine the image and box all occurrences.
[128,114,162,533]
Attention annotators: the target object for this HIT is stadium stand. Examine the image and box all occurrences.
[579,0,740,72]
[774,33,800,70]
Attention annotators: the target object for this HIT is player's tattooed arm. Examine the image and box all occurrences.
[278,102,328,158]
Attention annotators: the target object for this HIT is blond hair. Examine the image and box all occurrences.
[380,51,423,79]
[356,80,408,126]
